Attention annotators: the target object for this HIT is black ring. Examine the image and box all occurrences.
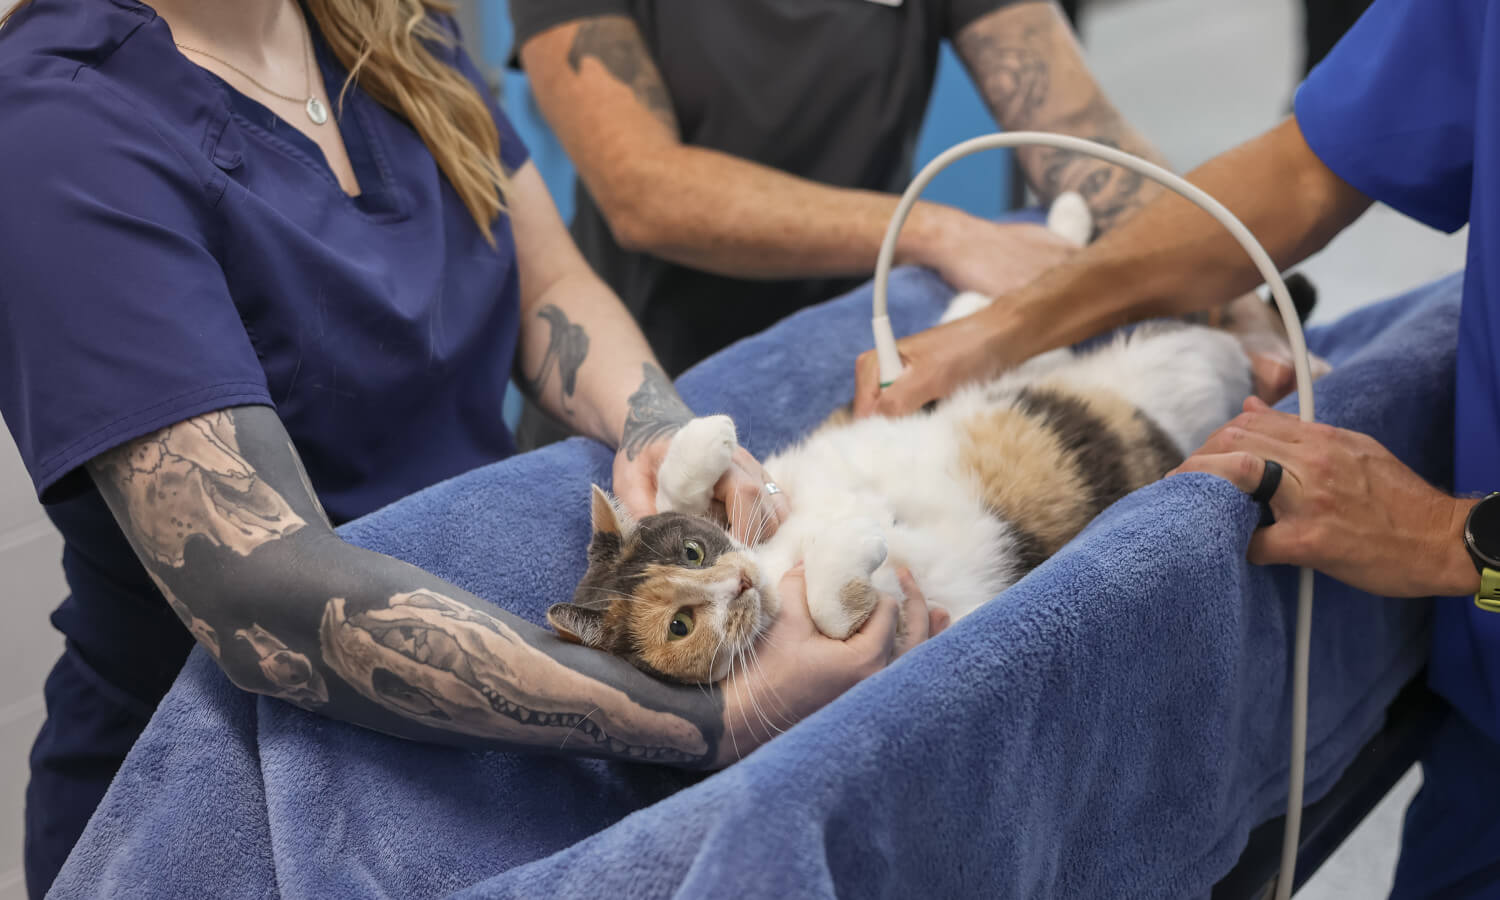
[1252,459,1283,527]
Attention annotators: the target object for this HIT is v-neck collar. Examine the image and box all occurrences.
[205,14,406,220]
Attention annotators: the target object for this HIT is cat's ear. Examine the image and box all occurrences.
[547,602,607,648]
[590,484,635,539]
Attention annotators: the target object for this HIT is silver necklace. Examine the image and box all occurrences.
[176,6,328,125]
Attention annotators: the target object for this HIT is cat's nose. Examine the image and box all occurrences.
[738,572,753,595]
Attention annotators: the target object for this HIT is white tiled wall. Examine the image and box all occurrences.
[0,420,67,900]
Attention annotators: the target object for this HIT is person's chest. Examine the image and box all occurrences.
[627,0,946,177]
[204,70,521,461]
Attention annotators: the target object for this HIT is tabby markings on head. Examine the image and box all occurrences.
[548,486,770,684]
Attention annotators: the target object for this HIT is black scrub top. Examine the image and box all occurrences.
[511,0,1024,376]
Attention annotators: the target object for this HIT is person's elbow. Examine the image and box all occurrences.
[589,160,682,255]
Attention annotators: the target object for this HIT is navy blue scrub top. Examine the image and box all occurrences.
[0,0,530,705]
[1297,0,1500,742]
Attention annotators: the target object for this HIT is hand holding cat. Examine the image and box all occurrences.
[853,307,1010,419]
[921,220,1078,303]
[1171,397,1479,598]
[613,439,791,545]
[715,566,947,766]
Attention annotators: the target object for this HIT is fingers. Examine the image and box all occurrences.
[1171,450,1269,495]
[853,350,882,419]
[846,584,901,661]
[1246,526,1307,568]
[719,454,789,544]
[610,460,657,521]
[1194,410,1307,458]
[870,370,933,419]
[1248,351,1296,406]
[772,565,810,628]
[891,568,934,658]
[929,605,951,636]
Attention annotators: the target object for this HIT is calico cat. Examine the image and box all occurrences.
[547,287,1295,684]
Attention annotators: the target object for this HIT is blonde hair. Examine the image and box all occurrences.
[2,0,510,242]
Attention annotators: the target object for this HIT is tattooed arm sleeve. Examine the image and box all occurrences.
[516,17,1009,280]
[87,405,725,766]
[955,1,1168,232]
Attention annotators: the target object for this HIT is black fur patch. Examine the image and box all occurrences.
[1134,410,1185,476]
[1014,387,1131,516]
[1006,522,1050,576]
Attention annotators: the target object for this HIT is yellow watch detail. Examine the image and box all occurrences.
[1477,567,1500,613]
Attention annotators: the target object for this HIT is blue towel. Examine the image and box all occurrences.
[51,269,1459,900]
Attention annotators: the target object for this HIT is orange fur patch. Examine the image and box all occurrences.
[959,406,1095,556]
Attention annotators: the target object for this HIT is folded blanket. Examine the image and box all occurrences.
[51,268,1460,900]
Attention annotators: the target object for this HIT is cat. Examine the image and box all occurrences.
[546,289,1302,684]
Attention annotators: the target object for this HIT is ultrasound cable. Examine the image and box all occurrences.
[872,133,1315,900]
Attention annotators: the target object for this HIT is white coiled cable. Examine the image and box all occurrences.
[872,132,1315,900]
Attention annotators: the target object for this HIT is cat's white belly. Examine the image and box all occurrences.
[757,414,1021,623]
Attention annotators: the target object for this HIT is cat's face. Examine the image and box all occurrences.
[548,486,773,684]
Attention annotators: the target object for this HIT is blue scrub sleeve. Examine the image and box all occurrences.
[1294,0,1479,233]
[0,76,271,502]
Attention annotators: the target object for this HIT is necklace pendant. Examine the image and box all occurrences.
[306,97,329,125]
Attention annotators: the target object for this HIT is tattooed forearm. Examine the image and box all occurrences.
[321,589,705,760]
[567,17,678,134]
[524,304,591,415]
[87,405,726,767]
[956,6,1163,232]
[620,363,694,460]
[236,624,330,706]
[92,410,305,567]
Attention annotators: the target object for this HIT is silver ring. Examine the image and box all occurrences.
[764,481,782,496]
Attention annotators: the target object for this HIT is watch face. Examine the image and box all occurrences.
[1468,494,1500,568]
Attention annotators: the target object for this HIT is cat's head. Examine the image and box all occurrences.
[549,486,773,684]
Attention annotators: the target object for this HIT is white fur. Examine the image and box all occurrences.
[1046,190,1093,248]
[656,414,737,515]
[655,300,1252,636]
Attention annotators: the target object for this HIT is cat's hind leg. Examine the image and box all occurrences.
[655,415,737,517]
[804,518,889,640]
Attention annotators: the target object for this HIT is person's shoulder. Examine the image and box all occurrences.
[508,0,636,53]
[0,3,222,196]
[0,0,154,80]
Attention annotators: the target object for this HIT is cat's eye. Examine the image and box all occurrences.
[683,540,706,567]
[668,609,694,640]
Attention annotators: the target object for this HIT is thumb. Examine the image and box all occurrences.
[873,372,929,419]
[612,466,657,520]
[853,352,882,418]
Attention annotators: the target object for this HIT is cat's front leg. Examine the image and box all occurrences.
[805,518,889,640]
[655,415,738,517]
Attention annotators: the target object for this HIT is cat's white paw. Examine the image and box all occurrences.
[939,290,995,325]
[805,518,889,639]
[1046,190,1093,248]
[655,415,737,516]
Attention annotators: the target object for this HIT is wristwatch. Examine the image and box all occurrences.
[1464,493,1500,612]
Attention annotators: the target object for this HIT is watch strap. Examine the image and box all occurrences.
[1477,567,1500,613]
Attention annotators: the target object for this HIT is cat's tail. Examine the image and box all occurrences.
[1282,271,1318,323]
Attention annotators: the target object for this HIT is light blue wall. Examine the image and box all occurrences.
[914,44,1012,220]
[475,2,1011,429]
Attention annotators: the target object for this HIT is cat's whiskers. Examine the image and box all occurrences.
[747,491,772,547]
[724,646,746,761]
[743,648,792,734]
[736,644,771,739]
